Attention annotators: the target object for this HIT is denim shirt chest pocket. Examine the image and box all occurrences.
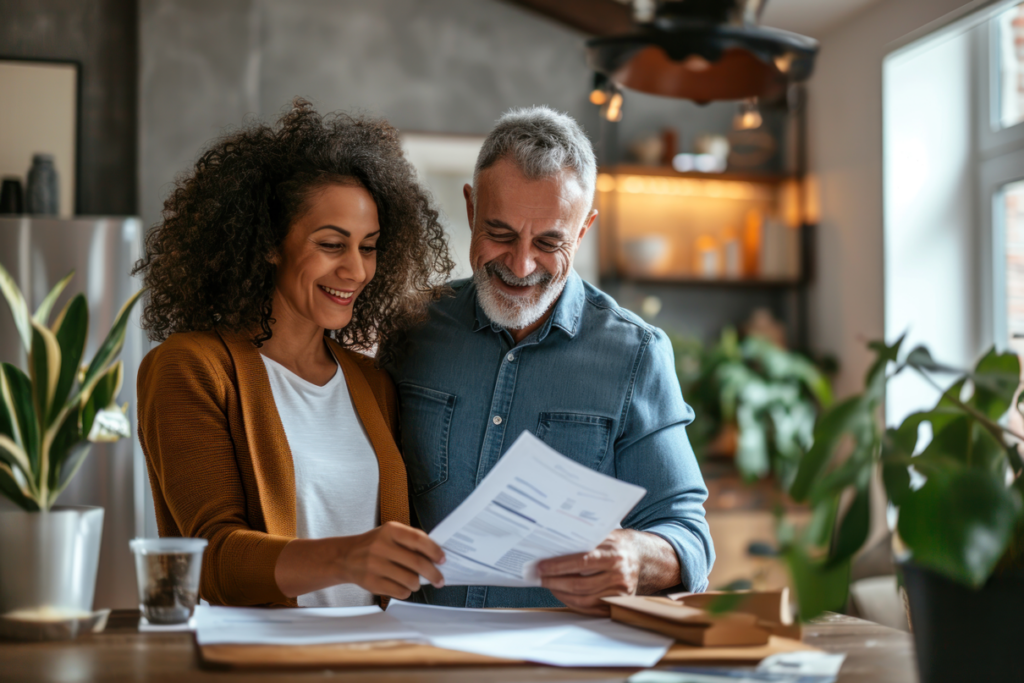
[535,412,614,471]
[397,383,456,495]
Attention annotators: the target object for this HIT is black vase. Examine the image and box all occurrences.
[901,561,1024,683]
[26,153,59,215]
[0,177,23,214]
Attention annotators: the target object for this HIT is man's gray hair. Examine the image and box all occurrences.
[472,106,597,206]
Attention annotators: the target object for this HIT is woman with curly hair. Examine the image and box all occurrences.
[134,100,454,608]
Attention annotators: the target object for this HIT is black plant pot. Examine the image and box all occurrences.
[901,561,1024,683]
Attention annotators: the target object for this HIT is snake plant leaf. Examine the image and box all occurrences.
[49,294,88,423]
[829,481,871,567]
[29,321,61,428]
[78,288,143,400]
[50,442,91,505]
[0,462,37,511]
[46,405,82,492]
[784,544,850,621]
[0,262,31,352]
[32,271,74,327]
[0,434,32,480]
[81,361,122,439]
[790,395,865,502]
[0,363,39,474]
[0,377,13,442]
[898,467,1023,587]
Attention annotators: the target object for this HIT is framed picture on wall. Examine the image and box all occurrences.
[0,58,81,217]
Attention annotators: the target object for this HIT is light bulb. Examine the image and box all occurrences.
[734,98,762,130]
[603,92,624,122]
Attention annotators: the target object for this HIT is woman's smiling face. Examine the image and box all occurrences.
[272,182,380,333]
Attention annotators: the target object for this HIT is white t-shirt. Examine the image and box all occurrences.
[260,353,380,607]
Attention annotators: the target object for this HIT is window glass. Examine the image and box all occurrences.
[1004,179,1024,353]
[998,3,1024,130]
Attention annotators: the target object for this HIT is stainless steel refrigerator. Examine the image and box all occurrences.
[0,216,154,610]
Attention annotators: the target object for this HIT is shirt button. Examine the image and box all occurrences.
[493,415,503,425]
[506,353,515,362]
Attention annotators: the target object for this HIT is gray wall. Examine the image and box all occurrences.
[0,0,138,215]
[140,0,599,233]
[139,0,795,344]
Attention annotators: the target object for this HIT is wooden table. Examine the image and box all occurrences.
[0,611,917,682]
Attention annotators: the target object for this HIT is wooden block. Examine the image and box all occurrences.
[608,605,770,646]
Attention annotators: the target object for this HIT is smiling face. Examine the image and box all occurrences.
[465,158,596,338]
[271,182,380,336]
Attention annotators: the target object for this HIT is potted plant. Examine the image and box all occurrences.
[782,337,1024,683]
[0,263,142,640]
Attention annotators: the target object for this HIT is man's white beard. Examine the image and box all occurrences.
[474,261,567,331]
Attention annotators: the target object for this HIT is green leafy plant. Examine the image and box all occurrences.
[782,337,1024,620]
[673,328,833,486]
[0,263,143,511]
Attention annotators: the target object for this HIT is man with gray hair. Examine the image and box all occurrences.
[389,106,714,614]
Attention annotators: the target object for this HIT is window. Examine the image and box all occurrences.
[1002,179,1024,354]
[997,4,1024,130]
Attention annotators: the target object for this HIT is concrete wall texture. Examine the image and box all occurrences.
[0,0,138,215]
[139,0,600,233]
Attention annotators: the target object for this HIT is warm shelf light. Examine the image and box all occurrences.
[596,173,772,200]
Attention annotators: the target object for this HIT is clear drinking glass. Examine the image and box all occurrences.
[129,538,207,625]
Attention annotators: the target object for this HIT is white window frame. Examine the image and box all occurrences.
[977,3,1024,350]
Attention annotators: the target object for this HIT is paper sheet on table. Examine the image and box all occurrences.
[628,652,846,683]
[193,604,422,646]
[387,601,672,668]
[425,430,647,587]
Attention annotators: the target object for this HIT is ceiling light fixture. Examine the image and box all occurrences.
[586,0,819,105]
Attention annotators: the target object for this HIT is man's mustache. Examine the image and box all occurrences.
[485,261,552,288]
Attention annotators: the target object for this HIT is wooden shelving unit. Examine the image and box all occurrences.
[596,164,811,288]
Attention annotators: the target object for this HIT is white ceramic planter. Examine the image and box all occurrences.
[0,506,104,617]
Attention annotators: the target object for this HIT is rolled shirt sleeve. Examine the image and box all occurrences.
[615,327,715,593]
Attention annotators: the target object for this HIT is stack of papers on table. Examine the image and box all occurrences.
[386,601,672,667]
[194,605,421,646]
[193,602,673,667]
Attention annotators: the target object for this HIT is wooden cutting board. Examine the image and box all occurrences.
[198,635,818,669]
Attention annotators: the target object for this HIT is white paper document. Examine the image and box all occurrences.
[193,604,422,646]
[387,601,672,668]
[426,430,647,587]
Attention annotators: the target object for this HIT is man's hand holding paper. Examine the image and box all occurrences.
[423,432,647,592]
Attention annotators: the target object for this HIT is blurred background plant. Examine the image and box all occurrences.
[672,322,834,488]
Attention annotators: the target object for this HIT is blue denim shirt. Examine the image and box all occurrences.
[387,271,714,608]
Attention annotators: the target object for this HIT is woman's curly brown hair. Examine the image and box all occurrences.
[133,99,453,365]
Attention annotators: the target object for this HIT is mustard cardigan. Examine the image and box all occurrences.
[136,330,409,607]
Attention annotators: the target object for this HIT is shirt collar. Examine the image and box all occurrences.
[472,269,584,341]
